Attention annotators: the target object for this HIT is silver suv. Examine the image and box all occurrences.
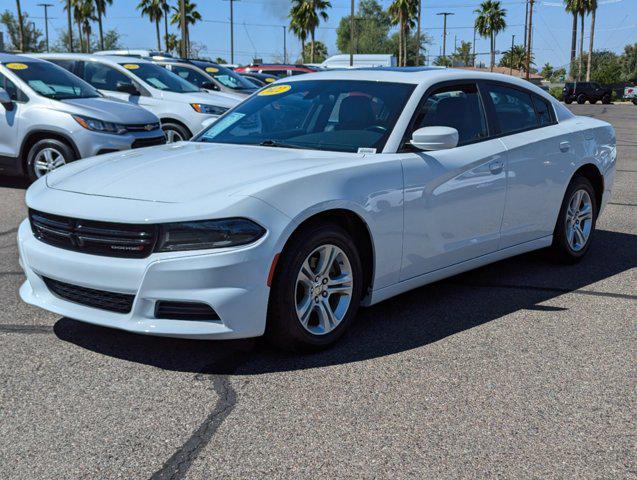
[0,53,164,180]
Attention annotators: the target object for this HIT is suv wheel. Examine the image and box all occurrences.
[26,139,76,182]
[602,94,611,104]
[266,223,363,351]
[589,99,597,104]
[576,94,587,104]
[632,98,637,106]
[550,176,597,264]
[162,122,190,143]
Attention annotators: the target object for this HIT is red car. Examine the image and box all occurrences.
[234,64,317,78]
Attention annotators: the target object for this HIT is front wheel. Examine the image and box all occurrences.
[550,176,597,263]
[564,98,573,104]
[577,94,587,104]
[26,138,76,182]
[602,94,611,104]
[162,122,191,143]
[266,223,363,351]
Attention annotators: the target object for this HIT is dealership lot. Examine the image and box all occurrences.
[0,104,635,479]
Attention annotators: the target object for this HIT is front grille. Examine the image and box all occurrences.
[43,277,134,313]
[131,136,166,149]
[155,301,220,320]
[126,122,160,132]
[29,209,157,258]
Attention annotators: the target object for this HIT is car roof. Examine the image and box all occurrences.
[0,52,49,64]
[27,53,152,65]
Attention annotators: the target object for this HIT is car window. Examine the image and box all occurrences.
[0,72,27,102]
[260,69,286,78]
[193,62,256,90]
[487,84,538,135]
[170,65,208,88]
[48,59,76,74]
[3,61,99,100]
[82,61,130,91]
[118,62,199,93]
[413,83,488,146]
[197,80,415,153]
[532,95,553,127]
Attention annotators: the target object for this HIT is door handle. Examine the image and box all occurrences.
[488,160,504,174]
[560,141,571,152]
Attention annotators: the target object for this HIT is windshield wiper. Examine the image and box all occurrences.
[259,139,304,150]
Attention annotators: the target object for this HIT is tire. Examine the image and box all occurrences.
[589,99,597,104]
[550,176,598,264]
[26,138,76,182]
[266,222,363,351]
[564,97,573,105]
[576,94,586,104]
[632,98,637,106]
[162,122,190,143]
[602,94,611,105]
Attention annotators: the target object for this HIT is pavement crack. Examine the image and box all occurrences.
[0,227,18,237]
[0,324,53,334]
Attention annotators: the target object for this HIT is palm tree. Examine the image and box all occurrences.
[138,0,164,51]
[389,0,418,66]
[289,1,309,63]
[306,1,331,63]
[170,0,201,57]
[565,0,581,80]
[474,0,507,72]
[64,0,74,52]
[499,44,533,74]
[586,0,597,81]
[65,0,87,52]
[161,0,170,52]
[15,0,25,52]
[79,0,96,53]
[94,0,112,51]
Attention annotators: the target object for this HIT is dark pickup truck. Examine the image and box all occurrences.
[562,82,612,104]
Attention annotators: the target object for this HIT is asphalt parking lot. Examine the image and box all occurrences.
[1,104,635,479]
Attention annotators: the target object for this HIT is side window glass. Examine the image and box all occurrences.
[414,83,488,145]
[83,62,129,91]
[48,59,76,73]
[532,95,553,127]
[0,73,25,102]
[487,84,538,135]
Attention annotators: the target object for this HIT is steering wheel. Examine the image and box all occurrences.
[365,125,387,133]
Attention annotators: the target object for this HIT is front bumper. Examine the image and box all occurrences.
[74,129,165,158]
[17,219,273,339]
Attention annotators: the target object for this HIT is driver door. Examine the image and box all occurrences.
[0,73,21,163]
[399,82,508,280]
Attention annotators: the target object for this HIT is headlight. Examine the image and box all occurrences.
[155,218,266,252]
[72,115,127,135]
[190,103,229,115]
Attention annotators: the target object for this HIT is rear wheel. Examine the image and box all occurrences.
[162,122,190,143]
[26,138,76,182]
[550,176,597,263]
[577,94,587,104]
[266,223,363,351]
[632,98,637,106]
[589,99,597,104]
[564,97,573,104]
[602,94,611,104]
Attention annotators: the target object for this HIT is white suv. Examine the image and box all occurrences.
[32,54,242,142]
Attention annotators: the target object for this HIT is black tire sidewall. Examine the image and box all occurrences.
[26,139,76,182]
[162,123,190,142]
[602,95,611,104]
[577,94,586,104]
[552,176,598,262]
[266,223,363,351]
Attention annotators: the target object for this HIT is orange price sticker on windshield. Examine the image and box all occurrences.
[123,64,140,70]
[258,84,291,96]
[6,63,28,70]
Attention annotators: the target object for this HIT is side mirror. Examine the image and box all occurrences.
[410,126,459,151]
[0,88,14,110]
[201,81,219,91]
[116,81,140,96]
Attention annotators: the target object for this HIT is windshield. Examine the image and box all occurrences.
[192,61,255,91]
[3,60,100,100]
[196,80,415,153]
[119,62,199,93]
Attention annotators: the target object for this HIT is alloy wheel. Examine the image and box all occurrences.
[34,147,66,178]
[294,244,353,335]
[164,128,184,143]
[565,189,593,252]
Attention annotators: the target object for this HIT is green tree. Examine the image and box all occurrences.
[586,0,598,81]
[65,0,95,53]
[433,55,451,67]
[289,1,331,64]
[94,0,113,51]
[388,0,418,67]
[451,40,473,66]
[215,57,228,64]
[619,43,637,82]
[474,0,507,72]
[0,10,45,52]
[171,0,201,57]
[165,32,179,54]
[138,0,164,51]
[386,30,424,66]
[499,44,532,73]
[572,50,621,85]
[302,40,327,63]
[541,62,554,79]
[565,0,585,80]
[336,0,391,55]
[289,1,308,62]
[15,0,24,52]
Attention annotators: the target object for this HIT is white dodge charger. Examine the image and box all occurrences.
[18,68,616,350]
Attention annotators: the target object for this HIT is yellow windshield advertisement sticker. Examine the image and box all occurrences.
[258,84,291,96]
[123,64,140,70]
[265,77,276,83]
[205,67,219,73]
[6,63,28,70]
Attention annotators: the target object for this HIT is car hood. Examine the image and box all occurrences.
[159,89,242,108]
[59,97,159,124]
[45,142,363,203]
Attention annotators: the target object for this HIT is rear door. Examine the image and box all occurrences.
[0,71,23,162]
[483,82,578,248]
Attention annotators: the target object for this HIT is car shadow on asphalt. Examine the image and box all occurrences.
[0,175,30,190]
[53,229,637,375]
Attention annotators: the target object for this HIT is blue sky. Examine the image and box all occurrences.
[7,0,637,69]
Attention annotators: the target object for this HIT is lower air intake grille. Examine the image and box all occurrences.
[155,301,220,320]
[43,277,135,314]
[131,136,166,149]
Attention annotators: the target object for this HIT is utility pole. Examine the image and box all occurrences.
[179,0,187,57]
[282,26,287,64]
[66,0,73,52]
[416,0,422,66]
[472,26,476,67]
[436,12,454,62]
[38,3,54,52]
[525,0,534,80]
[349,0,354,67]
[227,0,239,64]
[523,0,529,50]
[509,34,515,75]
